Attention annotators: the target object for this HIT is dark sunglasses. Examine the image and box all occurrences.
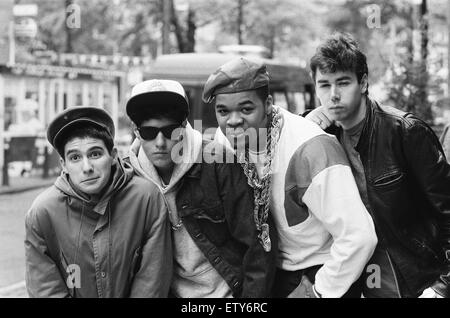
[138,124,182,140]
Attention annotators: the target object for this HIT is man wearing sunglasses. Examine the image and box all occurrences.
[126,79,276,298]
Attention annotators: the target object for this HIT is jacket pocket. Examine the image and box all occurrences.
[193,204,229,246]
[410,237,440,263]
[127,246,142,284]
[130,246,142,277]
[193,204,226,224]
[59,250,75,297]
[373,170,404,190]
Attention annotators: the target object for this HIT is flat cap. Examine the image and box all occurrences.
[202,57,269,103]
[126,79,189,125]
[47,106,115,153]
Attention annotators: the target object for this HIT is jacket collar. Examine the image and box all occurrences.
[355,96,377,154]
[184,162,202,178]
[54,158,133,215]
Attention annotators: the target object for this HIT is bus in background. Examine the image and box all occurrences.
[145,52,315,132]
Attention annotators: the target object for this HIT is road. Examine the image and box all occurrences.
[0,188,45,297]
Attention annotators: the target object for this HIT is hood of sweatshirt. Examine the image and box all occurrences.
[54,157,134,215]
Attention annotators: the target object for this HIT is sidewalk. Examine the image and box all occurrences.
[0,175,56,195]
[0,281,27,298]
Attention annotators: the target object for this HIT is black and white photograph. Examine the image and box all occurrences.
[0,0,449,303]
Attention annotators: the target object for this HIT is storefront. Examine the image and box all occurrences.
[0,63,126,179]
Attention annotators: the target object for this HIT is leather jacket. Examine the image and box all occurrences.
[175,144,277,298]
[326,98,450,297]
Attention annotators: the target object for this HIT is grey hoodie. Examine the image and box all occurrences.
[129,123,232,298]
[25,158,172,298]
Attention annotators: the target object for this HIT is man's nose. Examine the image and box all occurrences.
[155,131,167,148]
[82,157,94,173]
[331,85,341,103]
[227,112,244,127]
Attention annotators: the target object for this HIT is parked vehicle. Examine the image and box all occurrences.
[145,53,316,131]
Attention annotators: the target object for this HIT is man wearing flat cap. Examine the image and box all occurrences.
[25,106,172,298]
[204,56,377,298]
[126,79,276,298]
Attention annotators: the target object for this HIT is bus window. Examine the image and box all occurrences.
[287,92,306,115]
[273,91,288,110]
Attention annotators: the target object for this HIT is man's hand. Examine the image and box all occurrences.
[419,287,444,298]
[305,106,334,130]
[287,275,318,298]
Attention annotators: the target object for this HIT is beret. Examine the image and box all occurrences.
[47,106,115,153]
[202,57,269,103]
[126,79,189,125]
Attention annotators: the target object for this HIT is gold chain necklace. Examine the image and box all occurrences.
[240,107,282,252]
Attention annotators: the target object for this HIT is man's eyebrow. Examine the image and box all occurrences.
[87,146,105,152]
[336,76,352,81]
[65,146,104,156]
[238,99,255,106]
[317,76,353,83]
[65,149,80,156]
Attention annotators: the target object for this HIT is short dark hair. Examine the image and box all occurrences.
[57,123,114,158]
[132,104,186,127]
[310,32,369,94]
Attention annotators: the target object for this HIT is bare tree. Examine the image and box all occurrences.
[447,0,450,97]
[64,0,73,53]
[170,0,196,53]
[162,0,171,54]
[237,0,245,44]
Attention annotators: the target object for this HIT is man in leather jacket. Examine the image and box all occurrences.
[305,32,450,298]
[126,79,276,298]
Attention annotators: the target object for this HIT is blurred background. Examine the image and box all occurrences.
[0,0,450,296]
[0,0,449,183]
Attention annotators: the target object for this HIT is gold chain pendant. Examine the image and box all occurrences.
[259,223,271,252]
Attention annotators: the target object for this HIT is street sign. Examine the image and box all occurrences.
[0,0,14,65]
[13,4,38,17]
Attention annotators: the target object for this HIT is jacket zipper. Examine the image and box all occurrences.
[385,249,402,298]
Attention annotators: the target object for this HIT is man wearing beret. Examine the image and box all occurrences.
[25,106,172,297]
[126,79,276,298]
[203,57,377,298]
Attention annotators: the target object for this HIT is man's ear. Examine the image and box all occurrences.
[266,95,273,115]
[360,74,368,94]
[310,71,316,85]
[111,147,118,161]
[60,157,67,173]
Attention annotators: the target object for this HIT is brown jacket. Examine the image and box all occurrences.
[25,159,172,298]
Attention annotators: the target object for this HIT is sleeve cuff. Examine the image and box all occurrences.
[312,284,322,298]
